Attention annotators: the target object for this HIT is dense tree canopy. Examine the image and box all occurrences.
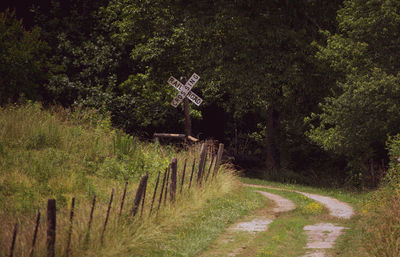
[0,10,49,104]
[3,0,400,185]
[308,0,400,174]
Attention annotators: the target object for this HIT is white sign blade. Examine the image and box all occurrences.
[171,91,203,107]
[167,76,185,91]
[187,91,203,106]
[168,73,202,107]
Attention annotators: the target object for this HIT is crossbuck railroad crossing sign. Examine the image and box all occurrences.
[167,73,203,107]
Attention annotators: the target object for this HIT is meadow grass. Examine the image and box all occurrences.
[332,186,400,257]
[0,103,264,256]
[0,103,175,214]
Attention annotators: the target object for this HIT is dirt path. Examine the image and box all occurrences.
[243,183,354,257]
[256,191,296,213]
[199,190,296,257]
[297,192,353,219]
[242,183,354,219]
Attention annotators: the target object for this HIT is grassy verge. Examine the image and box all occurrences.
[332,187,400,257]
[0,103,265,256]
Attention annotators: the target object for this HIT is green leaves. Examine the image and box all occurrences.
[0,10,49,104]
[308,0,400,174]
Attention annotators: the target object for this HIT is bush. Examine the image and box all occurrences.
[384,134,400,186]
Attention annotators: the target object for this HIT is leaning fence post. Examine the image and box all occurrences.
[201,150,208,183]
[196,143,207,185]
[157,169,168,213]
[180,159,187,194]
[188,158,196,189]
[88,195,96,233]
[205,155,216,183]
[47,199,56,257]
[119,182,128,219]
[65,197,75,257]
[149,170,161,216]
[212,143,224,178]
[29,211,41,257]
[101,189,114,245]
[140,180,147,217]
[164,167,170,206]
[84,195,96,247]
[170,158,177,203]
[131,173,149,217]
[9,223,18,257]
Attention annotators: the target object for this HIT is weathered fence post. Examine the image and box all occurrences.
[47,199,56,257]
[149,170,161,216]
[65,197,75,257]
[212,143,224,178]
[29,211,41,257]
[140,179,147,217]
[88,195,96,232]
[84,195,96,247]
[205,155,216,183]
[119,182,128,219]
[164,167,170,206]
[157,169,167,213]
[9,223,18,257]
[169,158,177,203]
[101,189,114,245]
[196,143,207,185]
[180,159,187,194]
[131,173,149,217]
[201,149,208,183]
[188,158,196,189]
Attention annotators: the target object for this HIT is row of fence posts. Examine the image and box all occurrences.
[6,142,224,257]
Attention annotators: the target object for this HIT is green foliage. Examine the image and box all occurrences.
[109,0,342,170]
[0,10,49,104]
[307,69,400,160]
[383,134,400,186]
[308,0,400,175]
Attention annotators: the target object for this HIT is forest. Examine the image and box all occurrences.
[2,0,400,188]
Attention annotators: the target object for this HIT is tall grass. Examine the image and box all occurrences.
[355,135,400,256]
[0,103,175,214]
[334,135,400,256]
[0,103,261,256]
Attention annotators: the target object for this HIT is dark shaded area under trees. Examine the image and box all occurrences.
[2,0,400,188]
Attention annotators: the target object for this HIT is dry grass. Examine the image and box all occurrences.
[0,103,260,256]
[360,187,400,256]
[0,170,246,257]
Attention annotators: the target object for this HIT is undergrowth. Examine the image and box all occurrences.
[0,102,174,214]
[0,102,262,256]
[347,135,400,256]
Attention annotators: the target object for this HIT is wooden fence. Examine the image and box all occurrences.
[5,142,224,257]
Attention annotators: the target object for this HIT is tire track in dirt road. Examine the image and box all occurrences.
[200,189,296,257]
[243,183,354,257]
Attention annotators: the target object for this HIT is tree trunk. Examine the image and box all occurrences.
[265,108,280,170]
